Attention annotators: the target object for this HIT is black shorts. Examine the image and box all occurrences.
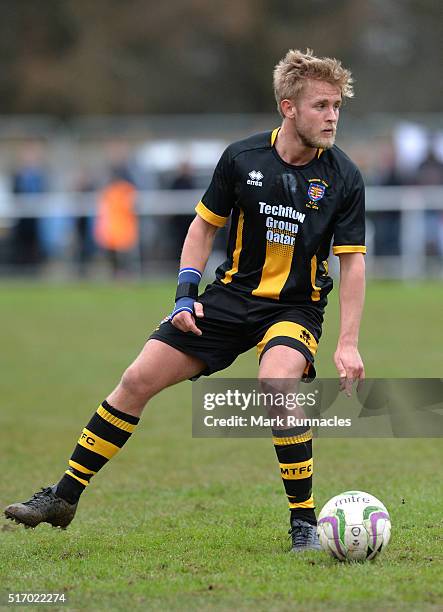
[149,282,326,379]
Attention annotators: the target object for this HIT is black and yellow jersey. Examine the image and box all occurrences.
[195,128,366,303]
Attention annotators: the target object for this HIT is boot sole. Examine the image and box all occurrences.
[4,510,69,530]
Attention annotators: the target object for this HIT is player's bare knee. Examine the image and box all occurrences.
[120,365,155,401]
[259,345,308,384]
[259,362,303,384]
[258,371,299,396]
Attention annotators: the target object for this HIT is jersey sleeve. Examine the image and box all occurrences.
[195,147,234,227]
[332,168,366,255]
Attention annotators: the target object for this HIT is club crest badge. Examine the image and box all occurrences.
[307,179,329,209]
[307,183,325,201]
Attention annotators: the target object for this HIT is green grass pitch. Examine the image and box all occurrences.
[0,281,441,611]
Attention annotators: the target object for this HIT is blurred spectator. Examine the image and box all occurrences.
[170,161,195,191]
[372,142,402,256]
[169,161,196,257]
[73,169,97,277]
[414,145,443,257]
[94,166,139,278]
[415,148,443,185]
[10,143,48,269]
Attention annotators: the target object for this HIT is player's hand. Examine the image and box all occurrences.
[334,344,365,397]
[171,301,204,335]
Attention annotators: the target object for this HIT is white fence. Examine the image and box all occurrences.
[0,186,442,279]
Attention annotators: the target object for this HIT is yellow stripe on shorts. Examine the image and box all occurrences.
[257,322,318,359]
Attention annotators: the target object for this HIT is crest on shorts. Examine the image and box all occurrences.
[307,183,326,201]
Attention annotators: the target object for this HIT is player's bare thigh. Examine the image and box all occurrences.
[107,339,206,416]
[259,345,307,380]
[258,345,308,426]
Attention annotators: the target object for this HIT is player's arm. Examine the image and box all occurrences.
[334,252,365,395]
[171,215,218,336]
[332,167,366,394]
[180,214,219,273]
[170,146,234,336]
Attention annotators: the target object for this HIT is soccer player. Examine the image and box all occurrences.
[4,49,366,552]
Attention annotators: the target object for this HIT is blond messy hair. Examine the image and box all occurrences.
[273,48,354,117]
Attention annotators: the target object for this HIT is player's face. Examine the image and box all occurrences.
[293,80,342,149]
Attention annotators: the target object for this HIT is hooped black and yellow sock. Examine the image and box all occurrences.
[56,400,140,504]
[272,427,316,526]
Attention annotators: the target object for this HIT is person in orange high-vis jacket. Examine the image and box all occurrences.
[95,170,138,276]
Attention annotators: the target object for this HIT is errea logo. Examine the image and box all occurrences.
[247,170,263,187]
[300,330,311,346]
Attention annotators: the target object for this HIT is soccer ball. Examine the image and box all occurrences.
[317,490,391,561]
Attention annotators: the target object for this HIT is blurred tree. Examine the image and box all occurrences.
[0,0,441,115]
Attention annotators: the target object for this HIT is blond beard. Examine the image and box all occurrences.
[297,127,336,150]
